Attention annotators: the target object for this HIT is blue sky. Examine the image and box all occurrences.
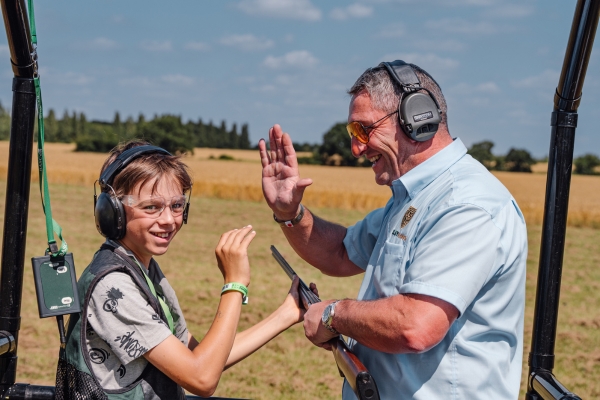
[0,0,598,157]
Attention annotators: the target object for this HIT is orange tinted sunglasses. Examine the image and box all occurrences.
[346,110,398,144]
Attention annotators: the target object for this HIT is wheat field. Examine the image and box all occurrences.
[2,142,600,228]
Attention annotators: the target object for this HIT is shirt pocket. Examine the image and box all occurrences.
[373,240,406,297]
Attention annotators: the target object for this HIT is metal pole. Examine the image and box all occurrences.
[526,0,600,398]
[0,0,36,396]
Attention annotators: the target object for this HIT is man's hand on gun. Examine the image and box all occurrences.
[303,300,340,350]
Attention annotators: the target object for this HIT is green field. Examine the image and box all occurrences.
[0,179,599,399]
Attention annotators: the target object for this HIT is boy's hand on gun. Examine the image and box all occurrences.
[279,277,319,326]
[215,225,256,287]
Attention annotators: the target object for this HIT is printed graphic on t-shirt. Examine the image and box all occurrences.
[114,330,148,359]
[102,287,124,313]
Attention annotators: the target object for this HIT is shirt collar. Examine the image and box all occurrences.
[391,138,467,199]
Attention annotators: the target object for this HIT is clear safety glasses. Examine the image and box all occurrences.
[120,195,188,218]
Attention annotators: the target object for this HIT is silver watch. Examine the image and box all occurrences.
[321,300,340,334]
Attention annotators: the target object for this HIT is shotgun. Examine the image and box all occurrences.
[271,246,380,400]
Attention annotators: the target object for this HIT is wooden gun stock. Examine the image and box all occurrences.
[330,338,380,400]
[270,246,380,400]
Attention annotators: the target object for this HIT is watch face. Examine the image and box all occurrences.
[322,303,331,325]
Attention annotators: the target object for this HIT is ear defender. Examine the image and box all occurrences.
[93,145,173,239]
[379,60,442,142]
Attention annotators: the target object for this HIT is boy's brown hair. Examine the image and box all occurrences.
[101,139,193,197]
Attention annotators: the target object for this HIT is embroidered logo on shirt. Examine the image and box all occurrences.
[401,206,417,228]
[391,230,407,241]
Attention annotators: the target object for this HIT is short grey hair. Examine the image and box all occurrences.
[348,63,448,128]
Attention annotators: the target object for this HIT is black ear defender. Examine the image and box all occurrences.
[379,60,442,142]
[93,145,189,240]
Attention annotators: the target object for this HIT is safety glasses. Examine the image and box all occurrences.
[121,195,188,218]
[346,110,399,144]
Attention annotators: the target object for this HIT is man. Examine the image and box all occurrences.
[259,61,527,399]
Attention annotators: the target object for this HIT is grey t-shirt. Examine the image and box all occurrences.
[86,257,188,390]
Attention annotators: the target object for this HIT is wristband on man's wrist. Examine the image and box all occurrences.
[221,282,249,305]
[273,204,305,227]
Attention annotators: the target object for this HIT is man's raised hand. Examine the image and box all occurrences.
[259,124,313,219]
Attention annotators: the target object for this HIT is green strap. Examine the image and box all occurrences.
[27,0,67,257]
[27,0,37,45]
[133,259,175,335]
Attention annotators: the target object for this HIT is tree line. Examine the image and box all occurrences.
[0,102,251,154]
[468,140,600,175]
[1,104,598,174]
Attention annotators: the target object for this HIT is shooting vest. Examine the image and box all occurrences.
[55,243,185,400]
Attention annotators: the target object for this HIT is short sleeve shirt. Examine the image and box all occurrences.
[86,245,188,391]
[342,138,527,400]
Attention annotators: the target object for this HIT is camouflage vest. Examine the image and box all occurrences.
[55,243,185,400]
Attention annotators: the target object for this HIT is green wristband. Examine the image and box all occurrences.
[221,283,249,305]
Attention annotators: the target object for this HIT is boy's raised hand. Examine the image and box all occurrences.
[214,226,256,287]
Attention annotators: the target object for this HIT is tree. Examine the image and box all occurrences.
[318,122,358,166]
[468,141,495,170]
[239,124,251,149]
[504,148,535,172]
[229,123,239,149]
[574,153,600,175]
[44,109,58,142]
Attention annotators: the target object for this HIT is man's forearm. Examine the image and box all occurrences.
[330,295,458,354]
[278,206,362,277]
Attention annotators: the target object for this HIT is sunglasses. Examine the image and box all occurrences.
[346,110,399,144]
[121,195,188,219]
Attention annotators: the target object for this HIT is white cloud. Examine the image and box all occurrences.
[452,81,501,94]
[162,74,195,86]
[426,18,498,35]
[237,0,322,21]
[111,14,125,23]
[412,38,466,52]
[141,40,172,52]
[219,34,274,51]
[381,53,459,70]
[263,50,319,69]
[89,37,118,50]
[484,4,534,18]
[330,4,373,20]
[510,69,559,89]
[185,41,210,51]
[376,23,405,38]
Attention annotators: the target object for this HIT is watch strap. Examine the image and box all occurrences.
[273,204,305,227]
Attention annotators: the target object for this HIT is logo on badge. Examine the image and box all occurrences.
[401,206,417,228]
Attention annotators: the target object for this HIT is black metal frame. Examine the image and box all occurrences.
[526,0,600,399]
[1,0,599,399]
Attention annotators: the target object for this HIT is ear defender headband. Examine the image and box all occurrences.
[379,60,442,142]
[93,145,190,240]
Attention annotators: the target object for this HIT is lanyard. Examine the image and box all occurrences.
[133,259,175,335]
[27,0,67,257]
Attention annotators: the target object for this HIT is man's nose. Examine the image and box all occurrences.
[351,136,368,158]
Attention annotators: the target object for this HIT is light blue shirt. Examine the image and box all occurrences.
[342,138,527,400]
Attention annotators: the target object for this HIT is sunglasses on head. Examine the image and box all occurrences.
[346,110,399,144]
